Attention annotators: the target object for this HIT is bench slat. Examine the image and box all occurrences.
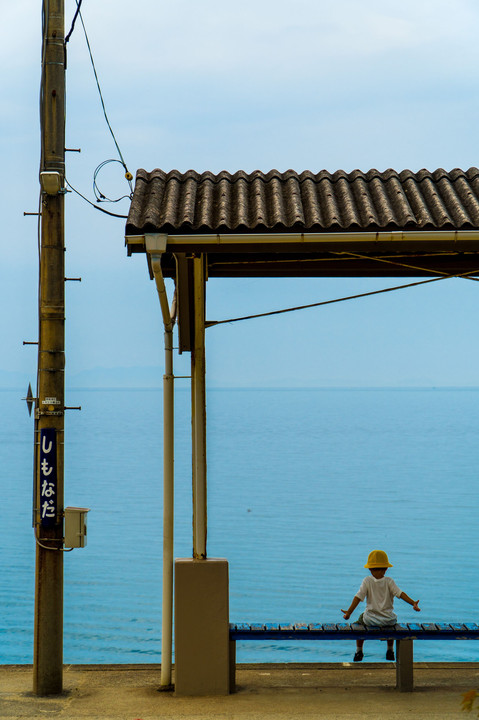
[351,623,365,632]
[249,623,265,631]
[294,623,310,632]
[407,623,422,632]
[422,623,438,632]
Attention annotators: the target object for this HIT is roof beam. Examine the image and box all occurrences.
[127,230,479,255]
[131,231,479,279]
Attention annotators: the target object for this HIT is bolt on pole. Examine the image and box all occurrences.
[33,0,66,696]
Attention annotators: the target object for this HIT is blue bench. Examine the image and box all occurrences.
[229,622,479,691]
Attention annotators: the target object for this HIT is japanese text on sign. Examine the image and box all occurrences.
[39,428,57,526]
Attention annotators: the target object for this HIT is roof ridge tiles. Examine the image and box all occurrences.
[137,167,479,180]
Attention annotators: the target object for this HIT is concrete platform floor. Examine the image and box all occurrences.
[1,663,479,720]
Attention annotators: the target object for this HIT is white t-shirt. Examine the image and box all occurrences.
[355,575,402,626]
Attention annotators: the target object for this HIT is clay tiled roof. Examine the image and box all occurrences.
[126,167,479,236]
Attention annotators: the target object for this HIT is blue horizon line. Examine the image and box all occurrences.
[4,385,479,392]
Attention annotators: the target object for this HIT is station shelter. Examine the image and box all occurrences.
[124,166,479,695]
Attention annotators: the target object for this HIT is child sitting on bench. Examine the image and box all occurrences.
[341,549,421,661]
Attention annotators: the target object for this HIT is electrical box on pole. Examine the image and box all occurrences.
[64,507,90,548]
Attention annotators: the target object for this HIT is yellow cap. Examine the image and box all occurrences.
[364,550,393,568]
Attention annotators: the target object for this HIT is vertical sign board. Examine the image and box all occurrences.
[39,428,57,527]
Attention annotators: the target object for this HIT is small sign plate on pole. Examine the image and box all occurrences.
[39,428,57,527]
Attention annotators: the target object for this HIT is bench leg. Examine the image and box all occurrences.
[229,639,236,693]
[396,639,414,692]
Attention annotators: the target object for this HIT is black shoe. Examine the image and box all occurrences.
[353,650,364,662]
[386,648,395,661]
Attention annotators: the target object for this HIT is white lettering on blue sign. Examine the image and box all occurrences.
[41,500,56,519]
[39,429,57,527]
[41,459,53,476]
[41,479,55,497]
[41,436,53,454]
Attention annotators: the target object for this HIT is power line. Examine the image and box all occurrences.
[336,250,479,283]
[64,1,133,209]
[205,275,454,328]
[75,6,132,187]
[93,159,133,204]
[65,0,83,44]
[65,179,128,218]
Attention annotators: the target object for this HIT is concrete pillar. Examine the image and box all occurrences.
[174,558,230,696]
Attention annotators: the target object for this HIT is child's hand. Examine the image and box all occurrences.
[412,600,420,612]
[341,609,351,620]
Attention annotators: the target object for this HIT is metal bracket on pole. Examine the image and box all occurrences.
[23,383,37,417]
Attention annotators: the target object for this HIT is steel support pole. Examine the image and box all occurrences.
[191,256,207,559]
[34,0,65,696]
[160,326,174,687]
[145,238,175,689]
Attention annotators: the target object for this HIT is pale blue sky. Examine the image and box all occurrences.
[3,0,479,387]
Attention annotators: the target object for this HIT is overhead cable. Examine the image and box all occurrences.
[65,1,133,208]
[65,0,83,44]
[209,250,465,268]
[205,274,472,328]
[93,159,133,204]
[76,7,132,186]
[335,250,479,282]
[65,179,128,218]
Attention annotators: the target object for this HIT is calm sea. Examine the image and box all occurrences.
[2,387,479,664]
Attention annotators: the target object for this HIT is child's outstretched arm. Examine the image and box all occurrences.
[341,596,361,620]
[399,592,420,612]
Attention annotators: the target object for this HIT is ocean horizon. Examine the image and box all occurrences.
[2,386,479,664]
[5,362,479,391]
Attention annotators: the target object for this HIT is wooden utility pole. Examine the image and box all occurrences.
[33,0,66,695]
